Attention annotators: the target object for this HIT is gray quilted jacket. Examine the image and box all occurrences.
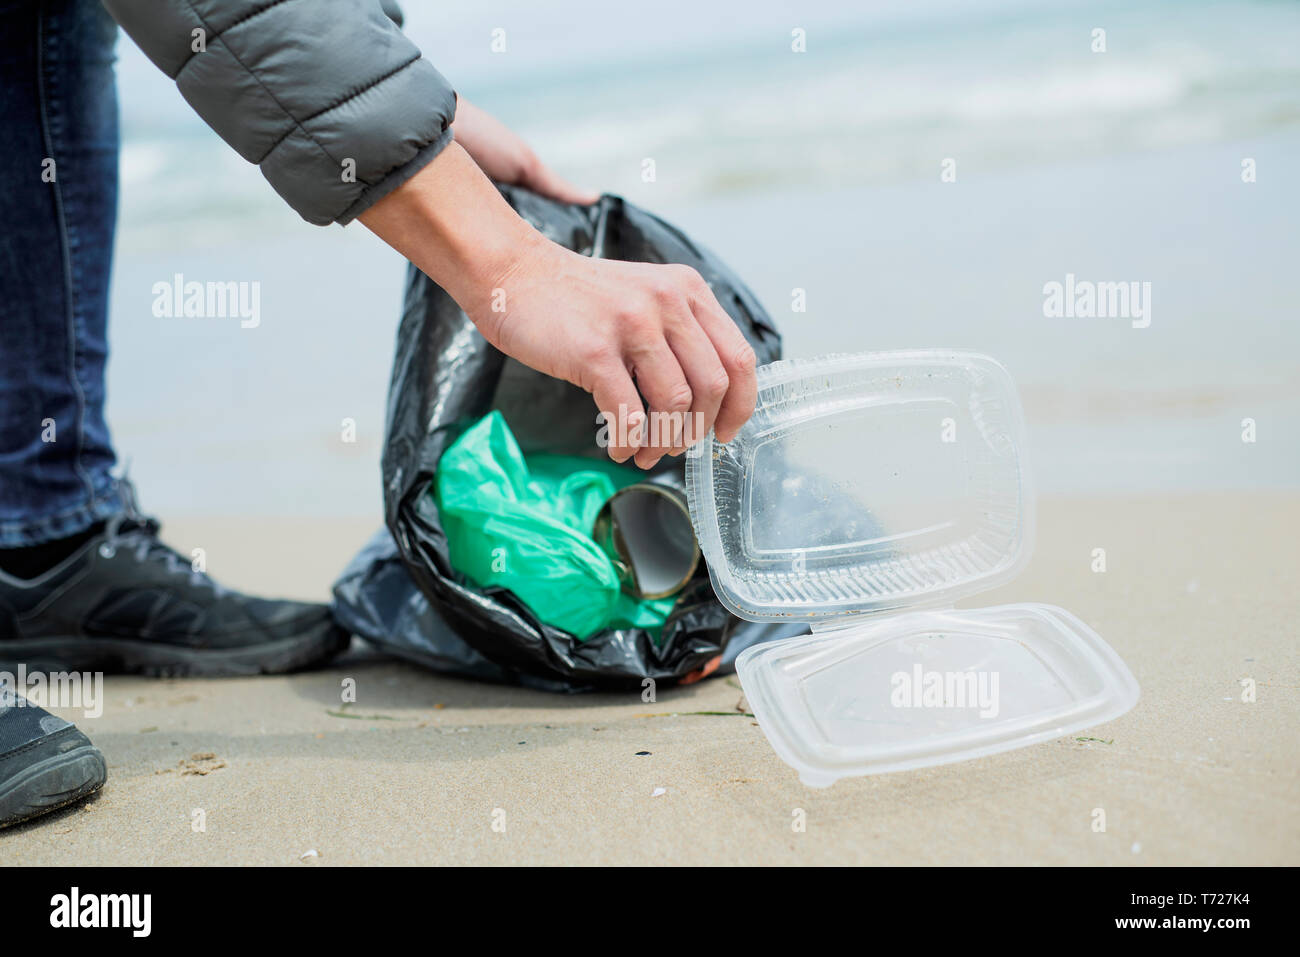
[102,0,456,225]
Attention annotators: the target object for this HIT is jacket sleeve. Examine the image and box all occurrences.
[101,0,457,225]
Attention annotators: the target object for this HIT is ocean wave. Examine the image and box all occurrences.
[117,0,1300,236]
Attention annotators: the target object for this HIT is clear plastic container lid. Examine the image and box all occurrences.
[686,351,1139,785]
[686,350,1033,622]
[735,603,1140,785]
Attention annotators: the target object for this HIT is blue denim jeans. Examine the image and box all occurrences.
[0,0,125,546]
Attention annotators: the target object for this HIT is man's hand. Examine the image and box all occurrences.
[452,96,597,206]
[471,232,757,468]
[359,143,757,468]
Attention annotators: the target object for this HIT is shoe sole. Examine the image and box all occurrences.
[0,620,351,678]
[0,738,107,830]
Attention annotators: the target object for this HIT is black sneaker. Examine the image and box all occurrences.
[0,492,349,677]
[0,688,106,828]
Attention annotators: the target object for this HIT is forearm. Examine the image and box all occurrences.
[359,142,541,315]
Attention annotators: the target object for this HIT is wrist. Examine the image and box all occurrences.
[359,141,543,316]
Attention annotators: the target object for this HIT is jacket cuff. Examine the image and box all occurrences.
[335,128,455,226]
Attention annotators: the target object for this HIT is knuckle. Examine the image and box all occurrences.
[584,337,618,363]
[706,366,731,400]
[665,266,704,299]
[670,263,701,284]
[580,345,618,379]
[616,305,653,335]
[650,279,681,308]
[664,383,694,413]
[730,341,757,375]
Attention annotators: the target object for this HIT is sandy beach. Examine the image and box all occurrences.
[5,491,1295,865]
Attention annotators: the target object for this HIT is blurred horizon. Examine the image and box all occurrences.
[103,0,1300,517]
[117,0,1300,241]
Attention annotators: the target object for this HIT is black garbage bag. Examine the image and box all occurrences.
[333,186,805,690]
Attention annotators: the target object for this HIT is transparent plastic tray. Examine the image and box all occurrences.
[736,604,1140,786]
[687,351,1033,623]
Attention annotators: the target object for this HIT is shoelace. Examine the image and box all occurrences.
[97,478,226,594]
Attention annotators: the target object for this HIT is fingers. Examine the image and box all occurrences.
[683,279,758,444]
[663,310,728,456]
[588,262,758,471]
[525,162,599,206]
[591,364,644,464]
[627,341,693,469]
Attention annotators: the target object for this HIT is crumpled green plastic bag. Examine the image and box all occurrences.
[434,411,674,640]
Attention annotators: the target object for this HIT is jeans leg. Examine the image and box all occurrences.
[0,0,124,546]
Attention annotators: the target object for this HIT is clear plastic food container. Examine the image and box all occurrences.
[686,350,1139,786]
